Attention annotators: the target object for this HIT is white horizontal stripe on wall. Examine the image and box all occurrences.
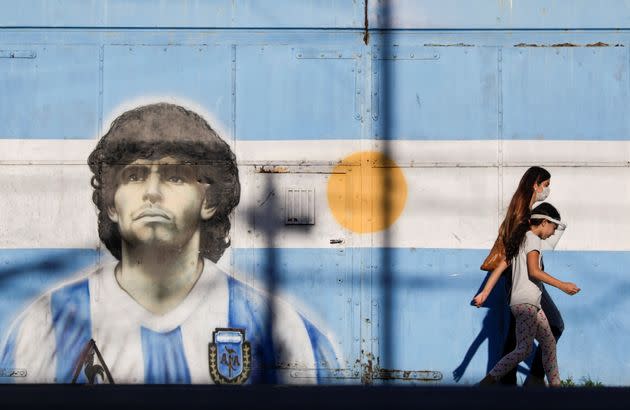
[0,139,628,250]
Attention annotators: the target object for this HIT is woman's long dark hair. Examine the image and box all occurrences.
[498,166,551,256]
[504,202,561,261]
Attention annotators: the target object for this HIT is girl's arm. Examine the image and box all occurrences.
[541,223,567,251]
[526,251,580,295]
[472,259,509,307]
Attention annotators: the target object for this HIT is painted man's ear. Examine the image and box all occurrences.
[200,199,217,221]
[107,206,119,223]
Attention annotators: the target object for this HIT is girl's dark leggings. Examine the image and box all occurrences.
[499,285,565,385]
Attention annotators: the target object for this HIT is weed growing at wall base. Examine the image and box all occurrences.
[561,376,604,387]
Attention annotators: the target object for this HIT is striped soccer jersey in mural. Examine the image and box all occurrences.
[0,260,338,384]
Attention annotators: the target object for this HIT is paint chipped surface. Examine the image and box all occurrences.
[256,165,289,173]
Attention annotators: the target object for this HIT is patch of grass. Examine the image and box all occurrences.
[561,376,603,387]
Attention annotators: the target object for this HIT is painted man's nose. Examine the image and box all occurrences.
[143,174,163,203]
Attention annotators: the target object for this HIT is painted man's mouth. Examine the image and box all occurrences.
[133,209,171,221]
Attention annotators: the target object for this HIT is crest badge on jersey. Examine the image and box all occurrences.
[209,328,251,384]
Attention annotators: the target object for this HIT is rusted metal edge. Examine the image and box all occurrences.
[289,369,360,379]
[515,42,624,47]
[375,369,443,381]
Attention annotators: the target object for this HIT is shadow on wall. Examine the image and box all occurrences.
[0,249,97,341]
[452,273,513,383]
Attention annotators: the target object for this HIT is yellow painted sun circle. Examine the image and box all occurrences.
[327,151,408,234]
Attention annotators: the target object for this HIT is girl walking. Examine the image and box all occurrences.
[474,203,580,386]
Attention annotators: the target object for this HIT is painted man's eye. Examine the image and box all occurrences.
[120,167,148,183]
[163,164,195,184]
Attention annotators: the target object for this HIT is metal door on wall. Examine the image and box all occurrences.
[233,166,361,382]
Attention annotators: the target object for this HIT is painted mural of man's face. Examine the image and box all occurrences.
[107,156,216,251]
[88,103,241,263]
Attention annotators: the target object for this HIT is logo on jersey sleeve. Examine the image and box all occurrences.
[208,328,251,384]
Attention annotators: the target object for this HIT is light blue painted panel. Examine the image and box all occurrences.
[232,247,359,369]
[0,249,98,341]
[102,45,233,137]
[372,46,498,140]
[2,0,628,29]
[368,0,630,29]
[229,0,363,29]
[235,45,362,140]
[371,248,630,384]
[0,45,100,139]
[503,47,630,140]
[1,247,629,384]
[0,0,362,28]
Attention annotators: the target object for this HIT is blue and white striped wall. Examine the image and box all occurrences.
[1,0,629,385]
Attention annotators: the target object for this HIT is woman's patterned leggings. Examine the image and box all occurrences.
[489,303,561,386]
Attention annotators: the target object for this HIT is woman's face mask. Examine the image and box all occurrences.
[535,183,550,202]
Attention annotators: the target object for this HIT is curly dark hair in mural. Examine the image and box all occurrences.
[88,103,240,263]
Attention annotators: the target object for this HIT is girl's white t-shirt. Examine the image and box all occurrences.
[510,231,544,308]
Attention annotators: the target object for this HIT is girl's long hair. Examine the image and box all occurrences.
[498,166,551,255]
[504,202,561,261]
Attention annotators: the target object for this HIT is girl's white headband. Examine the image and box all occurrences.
[530,214,563,227]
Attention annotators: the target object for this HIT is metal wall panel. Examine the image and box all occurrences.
[503,47,630,140]
[0,45,100,139]
[0,0,363,29]
[0,1,629,387]
[371,45,499,140]
[236,45,363,140]
[368,0,630,29]
[103,45,233,139]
